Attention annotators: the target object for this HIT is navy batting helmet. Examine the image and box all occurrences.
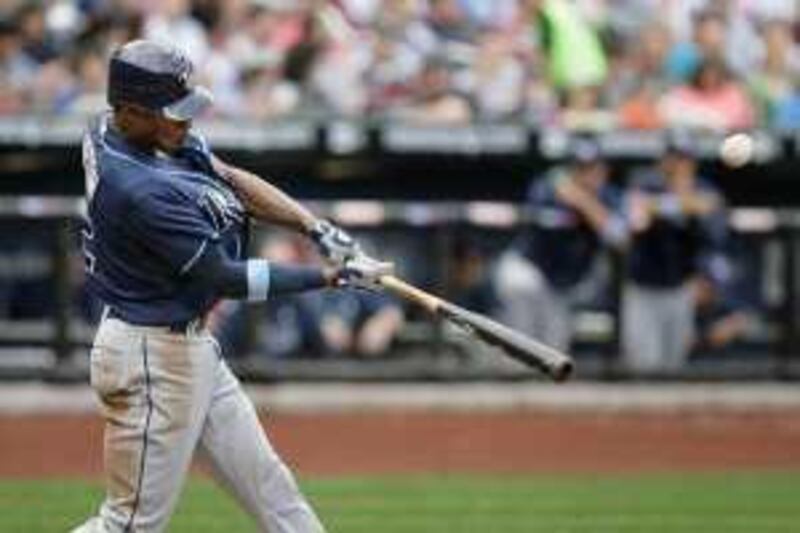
[107,40,213,121]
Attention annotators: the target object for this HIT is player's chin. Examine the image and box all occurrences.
[156,135,186,154]
[156,118,191,153]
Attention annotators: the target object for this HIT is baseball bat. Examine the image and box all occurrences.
[379,275,574,382]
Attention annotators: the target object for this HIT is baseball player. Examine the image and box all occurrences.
[495,139,627,352]
[623,133,728,373]
[71,40,389,533]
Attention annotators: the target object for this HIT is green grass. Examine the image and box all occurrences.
[1,472,798,532]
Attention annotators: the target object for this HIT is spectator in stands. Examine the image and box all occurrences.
[666,10,730,82]
[1,0,800,127]
[0,17,35,114]
[15,2,58,65]
[524,0,608,91]
[29,56,75,114]
[199,18,246,117]
[390,55,472,125]
[602,0,658,45]
[771,83,800,131]
[494,138,626,351]
[659,59,756,132]
[371,0,436,57]
[143,0,209,65]
[321,290,405,358]
[427,0,476,46]
[366,29,423,114]
[605,22,672,109]
[455,29,525,120]
[622,133,728,374]
[560,84,616,131]
[239,50,302,120]
[748,20,800,127]
[86,10,144,54]
[616,80,664,130]
[64,45,106,115]
[459,0,518,31]
[304,3,371,116]
[523,80,558,125]
[709,0,780,79]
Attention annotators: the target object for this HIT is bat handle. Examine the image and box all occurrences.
[379,275,442,314]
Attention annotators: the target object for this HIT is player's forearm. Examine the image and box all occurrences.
[212,156,317,234]
[575,196,609,232]
[188,245,338,301]
[572,197,627,248]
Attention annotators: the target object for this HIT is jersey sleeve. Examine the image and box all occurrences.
[128,186,220,276]
[525,174,555,207]
[178,130,220,178]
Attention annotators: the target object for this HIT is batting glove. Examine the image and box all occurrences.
[309,219,361,265]
[336,253,395,291]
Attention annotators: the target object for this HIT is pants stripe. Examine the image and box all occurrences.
[125,335,154,532]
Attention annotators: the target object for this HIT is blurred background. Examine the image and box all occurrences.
[1,0,800,381]
[1,1,800,532]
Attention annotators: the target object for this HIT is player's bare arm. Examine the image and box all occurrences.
[210,155,317,233]
[556,177,627,248]
[182,239,391,303]
[210,155,364,264]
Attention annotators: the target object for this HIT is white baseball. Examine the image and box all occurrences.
[719,133,754,168]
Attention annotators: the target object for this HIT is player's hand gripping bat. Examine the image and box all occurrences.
[378,275,574,382]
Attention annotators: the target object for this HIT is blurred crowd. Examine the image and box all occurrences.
[1,0,800,130]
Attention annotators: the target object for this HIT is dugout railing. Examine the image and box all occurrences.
[0,198,796,382]
[1,117,800,381]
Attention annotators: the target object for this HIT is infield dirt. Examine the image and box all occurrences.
[2,409,800,477]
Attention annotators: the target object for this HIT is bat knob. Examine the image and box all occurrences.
[551,359,574,383]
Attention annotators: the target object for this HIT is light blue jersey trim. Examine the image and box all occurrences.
[180,239,208,275]
[247,259,271,301]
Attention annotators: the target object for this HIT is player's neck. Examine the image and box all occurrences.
[111,113,157,155]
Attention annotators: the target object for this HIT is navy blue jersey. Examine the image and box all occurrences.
[626,171,727,288]
[517,169,624,289]
[81,114,247,325]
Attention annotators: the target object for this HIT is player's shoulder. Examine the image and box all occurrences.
[129,175,195,210]
[527,169,562,203]
[86,118,165,181]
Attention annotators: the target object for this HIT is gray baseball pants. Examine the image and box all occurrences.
[622,283,695,374]
[71,316,325,533]
[495,250,572,353]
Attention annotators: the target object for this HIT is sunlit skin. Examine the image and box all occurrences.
[112,102,191,155]
[661,153,697,193]
[573,161,608,194]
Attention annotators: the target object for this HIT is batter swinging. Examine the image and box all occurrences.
[71,40,389,532]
